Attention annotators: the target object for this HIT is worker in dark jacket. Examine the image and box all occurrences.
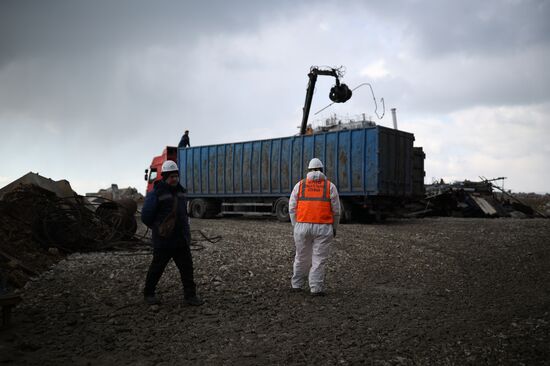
[141,160,203,306]
[178,130,190,148]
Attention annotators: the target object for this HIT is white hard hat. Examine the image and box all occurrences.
[308,158,324,170]
[161,160,178,173]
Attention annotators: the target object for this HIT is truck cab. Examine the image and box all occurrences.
[144,146,177,193]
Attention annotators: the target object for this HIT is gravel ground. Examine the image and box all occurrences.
[1,217,549,365]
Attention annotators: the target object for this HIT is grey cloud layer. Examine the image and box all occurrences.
[0,0,295,65]
[358,0,550,56]
[1,0,549,192]
[2,0,548,123]
[4,1,548,59]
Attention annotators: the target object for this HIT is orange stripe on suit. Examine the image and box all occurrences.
[296,178,334,224]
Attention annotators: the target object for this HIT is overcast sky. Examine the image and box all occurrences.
[1,0,549,194]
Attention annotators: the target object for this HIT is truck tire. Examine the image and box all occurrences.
[339,198,353,224]
[190,199,208,218]
[190,199,220,219]
[275,198,290,222]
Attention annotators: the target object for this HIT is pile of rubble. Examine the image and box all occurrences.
[407,179,548,219]
[85,184,143,205]
[509,192,550,217]
[0,173,147,293]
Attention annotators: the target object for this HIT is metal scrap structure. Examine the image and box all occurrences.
[0,177,145,294]
[0,174,222,298]
[409,178,547,218]
[1,184,140,251]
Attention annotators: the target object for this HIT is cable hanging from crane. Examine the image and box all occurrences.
[314,82,385,119]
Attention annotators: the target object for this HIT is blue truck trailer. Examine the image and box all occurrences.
[178,125,425,222]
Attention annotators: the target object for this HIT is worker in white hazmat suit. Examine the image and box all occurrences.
[288,158,340,296]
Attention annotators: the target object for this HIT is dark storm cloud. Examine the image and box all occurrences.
[0,0,294,66]
[366,47,550,114]
[2,0,548,69]
[0,0,295,132]
[359,0,550,57]
[1,0,548,123]
[327,0,550,113]
[1,0,549,193]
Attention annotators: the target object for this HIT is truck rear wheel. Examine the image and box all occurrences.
[275,198,290,222]
[339,198,353,224]
[190,199,207,218]
[190,199,220,219]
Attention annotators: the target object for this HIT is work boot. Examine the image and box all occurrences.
[310,291,326,297]
[184,295,204,306]
[290,287,302,293]
[144,295,160,305]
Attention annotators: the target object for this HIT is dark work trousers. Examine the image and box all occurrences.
[144,246,196,298]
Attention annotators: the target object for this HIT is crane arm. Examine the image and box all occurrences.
[299,67,351,135]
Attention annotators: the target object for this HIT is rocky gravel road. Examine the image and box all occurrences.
[1,217,549,365]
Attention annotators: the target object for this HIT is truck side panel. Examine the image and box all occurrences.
[377,128,414,196]
[178,126,416,198]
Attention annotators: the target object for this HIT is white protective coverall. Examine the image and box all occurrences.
[288,171,341,293]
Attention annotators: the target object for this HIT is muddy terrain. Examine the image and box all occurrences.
[1,217,549,365]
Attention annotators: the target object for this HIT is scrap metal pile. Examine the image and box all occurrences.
[408,179,547,218]
[86,183,144,203]
[0,182,145,292]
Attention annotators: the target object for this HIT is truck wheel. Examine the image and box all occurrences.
[339,198,353,224]
[275,198,290,222]
[190,199,208,218]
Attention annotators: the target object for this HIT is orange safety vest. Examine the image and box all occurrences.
[296,178,334,224]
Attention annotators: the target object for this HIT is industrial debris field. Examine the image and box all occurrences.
[1,217,549,365]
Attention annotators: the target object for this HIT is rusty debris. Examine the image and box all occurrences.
[0,183,147,292]
[0,172,76,202]
[0,174,222,295]
[85,184,143,203]
[406,179,547,218]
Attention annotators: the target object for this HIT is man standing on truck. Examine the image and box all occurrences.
[141,160,203,306]
[178,130,190,148]
[289,158,340,296]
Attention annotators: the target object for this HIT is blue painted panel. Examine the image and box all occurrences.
[302,135,314,175]
[200,148,208,193]
[365,128,379,194]
[351,129,364,192]
[338,131,351,192]
[325,133,337,184]
[281,138,291,191]
[291,138,302,185]
[208,146,216,193]
[271,139,281,192]
[193,149,201,194]
[216,145,224,193]
[261,141,270,193]
[225,144,233,194]
[234,144,242,193]
[179,125,417,198]
[314,134,326,166]
[252,142,261,193]
[180,149,192,193]
[242,143,252,193]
